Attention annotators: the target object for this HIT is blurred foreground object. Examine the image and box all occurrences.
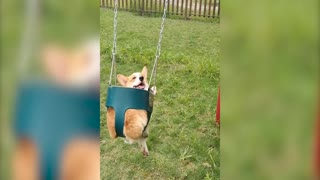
[13,33,100,180]
[8,0,100,178]
[13,80,100,180]
[221,0,319,179]
[315,96,320,179]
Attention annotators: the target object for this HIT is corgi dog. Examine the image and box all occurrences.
[107,66,156,156]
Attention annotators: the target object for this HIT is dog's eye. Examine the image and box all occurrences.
[132,77,136,80]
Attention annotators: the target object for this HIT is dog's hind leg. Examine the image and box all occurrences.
[139,138,149,157]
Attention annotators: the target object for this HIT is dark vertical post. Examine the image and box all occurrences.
[159,0,162,15]
[122,0,124,8]
[167,0,170,15]
[126,0,128,11]
[184,0,188,18]
[213,0,217,18]
[181,0,184,15]
[194,0,197,16]
[155,0,158,14]
[142,0,144,15]
[176,0,179,15]
[164,0,166,15]
[146,0,149,15]
[150,0,153,15]
[199,0,202,16]
[218,0,220,17]
[129,0,132,11]
[208,0,212,17]
[203,0,207,17]
[134,0,137,11]
[189,0,192,16]
[172,0,175,15]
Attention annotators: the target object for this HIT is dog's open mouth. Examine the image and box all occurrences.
[133,83,145,89]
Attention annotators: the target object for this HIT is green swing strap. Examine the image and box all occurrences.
[106,86,154,137]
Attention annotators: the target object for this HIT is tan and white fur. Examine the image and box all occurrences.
[107,66,156,156]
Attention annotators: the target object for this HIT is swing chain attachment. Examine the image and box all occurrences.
[149,0,169,87]
[109,0,118,86]
[108,0,168,87]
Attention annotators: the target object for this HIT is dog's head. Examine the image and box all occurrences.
[117,66,149,90]
[42,39,99,87]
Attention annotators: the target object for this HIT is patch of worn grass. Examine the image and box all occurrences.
[100,9,220,179]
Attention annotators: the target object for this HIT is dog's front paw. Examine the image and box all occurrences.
[151,86,157,95]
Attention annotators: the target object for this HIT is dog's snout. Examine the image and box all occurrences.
[139,76,144,81]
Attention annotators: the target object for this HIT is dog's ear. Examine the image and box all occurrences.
[117,74,128,86]
[141,66,147,80]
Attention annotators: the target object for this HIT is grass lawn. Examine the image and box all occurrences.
[100,9,220,179]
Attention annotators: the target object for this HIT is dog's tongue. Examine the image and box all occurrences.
[137,85,145,89]
[134,83,145,89]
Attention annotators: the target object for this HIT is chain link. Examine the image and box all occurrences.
[108,0,118,85]
[149,0,168,86]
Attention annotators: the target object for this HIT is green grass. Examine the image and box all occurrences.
[100,9,220,179]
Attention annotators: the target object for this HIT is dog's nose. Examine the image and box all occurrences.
[139,76,144,81]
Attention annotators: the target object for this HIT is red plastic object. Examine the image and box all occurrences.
[216,86,220,126]
[315,97,320,178]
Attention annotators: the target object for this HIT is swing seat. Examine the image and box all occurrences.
[106,86,154,137]
[14,80,100,180]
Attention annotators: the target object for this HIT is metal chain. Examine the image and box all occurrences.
[109,0,167,86]
[18,0,39,77]
[149,0,168,86]
[108,0,118,85]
